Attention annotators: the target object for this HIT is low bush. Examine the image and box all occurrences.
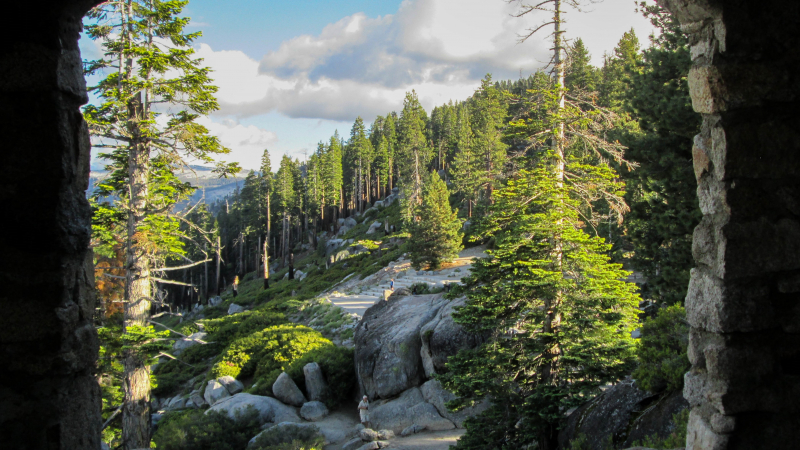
[203,310,287,346]
[410,282,431,295]
[152,407,261,450]
[633,304,690,393]
[212,324,331,381]
[249,423,325,450]
[282,344,356,409]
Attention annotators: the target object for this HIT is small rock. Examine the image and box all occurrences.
[342,437,364,450]
[172,331,207,355]
[218,375,244,395]
[272,372,307,406]
[209,296,223,307]
[300,401,329,421]
[166,396,186,411]
[376,442,390,449]
[401,424,426,436]
[357,442,380,450]
[227,303,244,315]
[359,428,378,442]
[376,429,395,440]
[204,379,231,406]
[190,391,206,408]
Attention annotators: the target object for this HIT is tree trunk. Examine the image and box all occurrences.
[203,243,208,304]
[264,236,269,289]
[215,235,221,295]
[122,89,152,450]
[540,5,566,450]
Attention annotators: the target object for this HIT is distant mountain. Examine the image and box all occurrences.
[87,164,251,206]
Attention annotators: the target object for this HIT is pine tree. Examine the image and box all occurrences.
[83,1,238,446]
[470,75,507,204]
[565,38,598,92]
[442,2,640,449]
[450,106,480,217]
[397,90,432,221]
[441,158,640,449]
[407,172,463,270]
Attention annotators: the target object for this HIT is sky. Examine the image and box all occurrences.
[81,0,657,171]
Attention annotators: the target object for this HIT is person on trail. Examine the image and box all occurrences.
[233,275,239,298]
[358,395,370,428]
[390,279,394,291]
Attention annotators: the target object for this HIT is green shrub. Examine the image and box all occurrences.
[282,344,355,409]
[633,304,690,393]
[213,324,331,381]
[203,310,287,346]
[250,423,324,450]
[410,282,431,295]
[632,408,689,449]
[152,407,261,450]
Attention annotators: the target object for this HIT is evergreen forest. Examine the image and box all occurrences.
[85,1,700,449]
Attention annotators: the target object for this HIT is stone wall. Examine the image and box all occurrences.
[658,0,800,448]
[0,0,102,448]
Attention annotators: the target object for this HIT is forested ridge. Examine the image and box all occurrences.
[87,1,699,449]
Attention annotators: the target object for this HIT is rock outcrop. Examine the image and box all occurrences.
[227,303,244,315]
[355,294,448,398]
[419,297,484,377]
[206,393,301,425]
[369,387,455,433]
[420,379,488,428]
[273,372,307,406]
[557,380,688,450]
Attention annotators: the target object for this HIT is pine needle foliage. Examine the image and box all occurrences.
[407,172,463,270]
[441,155,640,449]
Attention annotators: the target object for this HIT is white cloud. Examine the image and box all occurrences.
[194,116,278,168]
[194,0,656,125]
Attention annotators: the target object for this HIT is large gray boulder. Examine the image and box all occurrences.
[407,402,455,431]
[218,375,243,395]
[273,372,307,406]
[209,296,223,307]
[368,387,453,433]
[343,437,363,450]
[206,393,300,425]
[303,362,328,402]
[227,303,244,315]
[203,379,231,406]
[369,388,425,432]
[420,379,488,428]
[172,331,207,355]
[300,401,329,421]
[558,379,688,450]
[419,296,484,377]
[355,293,448,398]
[343,217,358,228]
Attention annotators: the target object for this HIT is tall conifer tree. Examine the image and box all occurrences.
[84,1,238,446]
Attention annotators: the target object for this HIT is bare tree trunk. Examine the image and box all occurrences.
[122,90,152,450]
[540,5,566,450]
[264,235,269,289]
[203,243,208,304]
[215,235,221,295]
